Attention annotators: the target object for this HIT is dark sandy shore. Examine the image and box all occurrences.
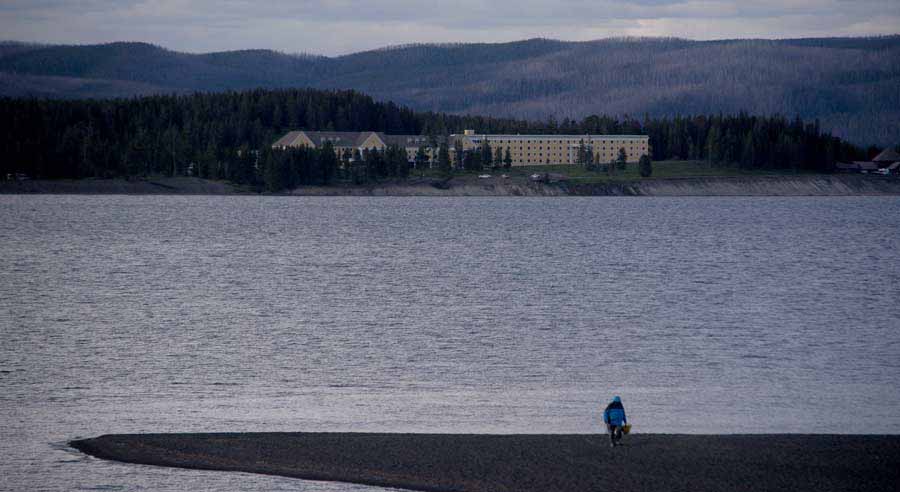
[71,433,900,492]
[5,174,900,196]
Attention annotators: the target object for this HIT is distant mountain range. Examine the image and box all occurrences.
[1,37,898,145]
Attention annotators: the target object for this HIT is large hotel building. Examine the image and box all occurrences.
[451,130,649,166]
[273,130,649,167]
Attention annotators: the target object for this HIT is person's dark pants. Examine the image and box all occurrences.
[607,424,623,445]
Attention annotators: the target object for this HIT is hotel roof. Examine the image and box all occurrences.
[271,131,305,147]
[457,134,648,140]
[273,130,433,148]
[873,148,900,162]
[301,131,378,147]
[377,133,432,147]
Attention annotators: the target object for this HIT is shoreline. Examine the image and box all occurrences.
[71,432,900,492]
[3,174,900,196]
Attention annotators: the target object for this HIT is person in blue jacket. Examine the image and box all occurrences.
[602,396,627,447]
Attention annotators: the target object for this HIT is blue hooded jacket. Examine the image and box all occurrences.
[603,396,627,426]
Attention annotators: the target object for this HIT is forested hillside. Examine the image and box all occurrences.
[0,37,897,146]
[0,88,864,191]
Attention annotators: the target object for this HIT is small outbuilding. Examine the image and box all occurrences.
[878,161,900,176]
[872,148,900,175]
[836,147,900,175]
[872,148,900,164]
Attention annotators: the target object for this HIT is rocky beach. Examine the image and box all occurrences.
[3,174,900,196]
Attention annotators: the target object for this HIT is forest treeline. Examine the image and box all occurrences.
[0,88,869,190]
[2,37,898,145]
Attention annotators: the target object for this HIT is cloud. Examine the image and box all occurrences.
[1,0,898,55]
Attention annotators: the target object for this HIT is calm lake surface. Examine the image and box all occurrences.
[2,195,899,491]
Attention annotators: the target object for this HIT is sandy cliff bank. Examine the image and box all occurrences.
[3,174,899,196]
[294,174,900,196]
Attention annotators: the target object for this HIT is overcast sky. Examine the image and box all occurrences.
[2,0,898,56]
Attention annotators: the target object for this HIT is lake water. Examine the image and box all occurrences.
[2,195,899,491]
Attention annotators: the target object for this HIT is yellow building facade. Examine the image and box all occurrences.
[273,130,649,167]
[450,130,649,166]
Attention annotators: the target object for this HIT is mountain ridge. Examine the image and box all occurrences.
[1,36,898,145]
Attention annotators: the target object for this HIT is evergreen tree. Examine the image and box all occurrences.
[341,148,352,180]
[616,147,628,171]
[494,146,503,169]
[414,145,429,169]
[437,141,452,177]
[504,148,512,168]
[740,131,755,170]
[638,154,652,177]
[367,148,384,181]
[351,148,365,184]
[198,142,217,179]
[232,145,257,184]
[385,144,408,178]
[319,141,338,184]
[706,124,722,166]
[262,147,289,191]
[463,150,483,172]
[481,141,493,169]
[453,140,464,171]
[577,139,587,167]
